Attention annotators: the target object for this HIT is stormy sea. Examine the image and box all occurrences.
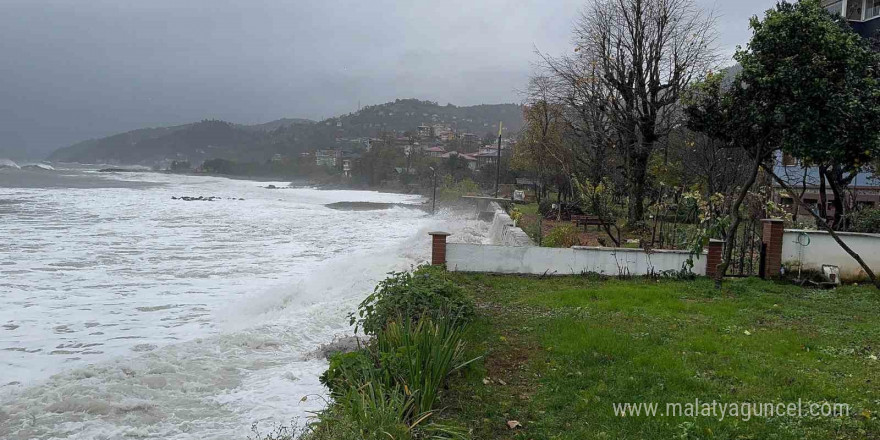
[0,166,487,439]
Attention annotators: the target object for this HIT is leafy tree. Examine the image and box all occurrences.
[687,0,880,288]
[354,133,401,186]
[684,72,775,287]
[443,154,471,182]
[201,158,236,174]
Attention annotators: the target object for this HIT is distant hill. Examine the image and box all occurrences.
[238,118,315,132]
[48,100,523,165]
[327,99,523,135]
[48,124,191,164]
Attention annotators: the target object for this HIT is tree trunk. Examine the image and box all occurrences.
[818,166,831,226]
[763,165,880,289]
[628,152,649,225]
[826,169,847,229]
[556,189,562,221]
[715,148,763,289]
[792,167,808,220]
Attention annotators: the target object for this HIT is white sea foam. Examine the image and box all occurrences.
[0,170,488,439]
[0,159,21,169]
[20,163,55,171]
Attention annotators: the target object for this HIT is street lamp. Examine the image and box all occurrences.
[429,166,437,215]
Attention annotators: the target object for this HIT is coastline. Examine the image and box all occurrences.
[0,171,445,439]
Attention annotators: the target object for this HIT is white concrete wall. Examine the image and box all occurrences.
[446,243,705,276]
[486,202,533,246]
[782,229,880,280]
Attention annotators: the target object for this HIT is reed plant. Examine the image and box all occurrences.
[376,315,478,417]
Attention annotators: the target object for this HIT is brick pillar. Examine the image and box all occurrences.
[762,219,785,279]
[429,232,451,266]
[706,239,724,279]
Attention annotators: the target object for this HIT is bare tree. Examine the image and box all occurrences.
[520,75,572,178]
[518,75,576,222]
[667,128,752,214]
[535,51,617,185]
[570,0,718,224]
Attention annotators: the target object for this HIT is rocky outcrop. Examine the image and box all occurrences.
[171,196,245,202]
[309,336,369,360]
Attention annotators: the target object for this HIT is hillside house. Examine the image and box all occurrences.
[441,151,477,171]
[460,133,480,149]
[418,124,432,139]
[423,146,447,158]
[474,150,499,169]
[772,155,880,223]
[824,0,880,37]
[316,149,341,167]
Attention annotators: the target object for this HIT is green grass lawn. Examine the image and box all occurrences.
[515,201,541,216]
[438,275,879,439]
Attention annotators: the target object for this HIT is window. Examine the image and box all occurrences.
[868,0,880,18]
[823,0,843,16]
[847,0,863,20]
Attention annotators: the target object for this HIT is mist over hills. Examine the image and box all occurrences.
[47,100,523,166]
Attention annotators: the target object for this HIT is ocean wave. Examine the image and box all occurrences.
[0,158,21,169]
[0,171,489,439]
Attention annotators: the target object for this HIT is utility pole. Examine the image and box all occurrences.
[494,121,503,198]
[430,166,437,215]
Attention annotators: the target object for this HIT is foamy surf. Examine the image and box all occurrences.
[0,169,490,439]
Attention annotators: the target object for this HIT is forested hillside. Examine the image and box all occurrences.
[48,100,523,165]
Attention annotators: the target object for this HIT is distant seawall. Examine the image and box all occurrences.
[441,200,703,276]
[484,202,533,246]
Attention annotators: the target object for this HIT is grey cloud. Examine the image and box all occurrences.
[0,0,774,159]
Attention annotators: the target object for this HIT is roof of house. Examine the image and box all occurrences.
[474,151,498,158]
[441,151,476,160]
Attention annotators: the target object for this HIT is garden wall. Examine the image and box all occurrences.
[445,243,704,276]
[781,229,880,281]
[486,202,533,246]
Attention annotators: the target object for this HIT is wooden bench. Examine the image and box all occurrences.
[571,214,607,231]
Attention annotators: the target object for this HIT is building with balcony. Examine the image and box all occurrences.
[316,149,341,168]
[824,0,880,37]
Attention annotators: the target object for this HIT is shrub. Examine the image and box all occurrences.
[309,269,475,440]
[319,349,375,398]
[308,376,416,440]
[850,208,880,233]
[542,224,581,248]
[308,316,473,440]
[350,266,474,336]
[376,316,477,416]
[307,379,466,440]
[508,206,523,223]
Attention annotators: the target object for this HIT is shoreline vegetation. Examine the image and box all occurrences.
[254,267,879,440]
[254,266,478,440]
[256,266,880,440]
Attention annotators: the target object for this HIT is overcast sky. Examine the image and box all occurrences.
[0,0,774,159]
